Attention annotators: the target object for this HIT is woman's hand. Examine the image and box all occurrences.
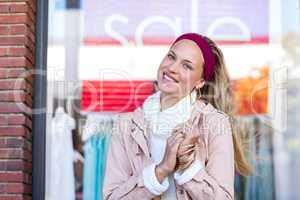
[177,127,200,156]
[175,121,201,170]
[155,131,185,183]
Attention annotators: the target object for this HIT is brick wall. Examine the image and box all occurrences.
[0,0,35,199]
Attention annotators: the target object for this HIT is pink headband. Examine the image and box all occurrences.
[172,33,216,81]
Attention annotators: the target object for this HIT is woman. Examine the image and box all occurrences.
[103,33,251,200]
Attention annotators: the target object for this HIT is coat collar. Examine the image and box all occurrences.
[130,107,151,159]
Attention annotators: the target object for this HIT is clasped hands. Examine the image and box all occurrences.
[155,119,201,182]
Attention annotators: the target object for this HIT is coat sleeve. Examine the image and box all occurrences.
[103,116,157,200]
[180,113,235,200]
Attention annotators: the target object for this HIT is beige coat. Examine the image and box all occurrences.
[103,101,234,200]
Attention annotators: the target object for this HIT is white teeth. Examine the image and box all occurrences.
[164,74,174,82]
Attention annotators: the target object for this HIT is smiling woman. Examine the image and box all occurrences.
[103,33,251,200]
[157,39,205,107]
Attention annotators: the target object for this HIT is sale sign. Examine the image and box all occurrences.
[83,0,269,45]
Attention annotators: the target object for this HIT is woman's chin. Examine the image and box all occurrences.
[157,79,180,93]
[158,85,178,95]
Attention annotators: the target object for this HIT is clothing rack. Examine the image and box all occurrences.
[81,113,116,142]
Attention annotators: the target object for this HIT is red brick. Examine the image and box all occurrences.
[0,24,34,36]
[9,3,28,13]
[0,138,4,146]
[0,69,9,78]
[0,114,31,128]
[0,126,31,139]
[0,195,32,200]
[0,79,32,93]
[0,36,26,45]
[0,90,29,101]
[0,102,31,114]
[0,138,20,148]
[0,126,25,137]
[6,69,28,78]
[0,149,19,158]
[0,69,4,77]
[0,36,35,51]
[0,13,28,24]
[10,24,25,34]
[0,79,27,90]
[0,3,32,14]
[8,46,26,56]
[12,25,35,42]
[0,68,31,79]
[3,183,31,194]
[0,0,35,197]
[0,47,7,56]
[0,57,32,68]
[8,47,34,63]
[0,171,25,182]
[7,115,29,126]
[0,92,32,107]
[10,24,34,35]
[0,25,9,34]
[0,4,9,13]
[0,159,31,172]
[5,138,26,148]
[8,70,33,85]
[0,148,31,161]
[0,115,7,125]
[1,1,35,11]
[10,3,35,22]
[0,138,31,152]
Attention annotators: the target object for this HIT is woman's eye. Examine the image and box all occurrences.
[183,64,192,70]
[167,54,175,60]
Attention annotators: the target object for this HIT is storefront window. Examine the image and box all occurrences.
[45,0,299,199]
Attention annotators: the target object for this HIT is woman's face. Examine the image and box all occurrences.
[157,39,205,98]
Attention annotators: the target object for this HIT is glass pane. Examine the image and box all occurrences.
[45,0,300,199]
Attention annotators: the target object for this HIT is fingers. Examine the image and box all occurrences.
[172,137,185,152]
[169,130,182,140]
[178,147,194,157]
[178,143,195,153]
[178,144,195,157]
[172,122,199,138]
[166,136,185,158]
[169,132,184,146]
[172,123,191,135]
[171,126,183,137]
[177,151,195,170]
[181,144,195,149]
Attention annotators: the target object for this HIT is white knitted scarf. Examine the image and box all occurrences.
[142,91,197,200]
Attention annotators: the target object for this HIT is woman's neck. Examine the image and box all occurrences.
[160,92,181,111]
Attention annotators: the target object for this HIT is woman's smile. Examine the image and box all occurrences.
[162,72,179,83]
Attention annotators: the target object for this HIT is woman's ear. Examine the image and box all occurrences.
[195,79,205,89]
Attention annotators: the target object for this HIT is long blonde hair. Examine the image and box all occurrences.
[198,36,252,176]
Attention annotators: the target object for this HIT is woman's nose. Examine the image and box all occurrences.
[168,61,179,73]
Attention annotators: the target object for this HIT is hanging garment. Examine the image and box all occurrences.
[234,116,275,200]
[47,107,76,200]
[245,117,275,200]
[83,116,113,200]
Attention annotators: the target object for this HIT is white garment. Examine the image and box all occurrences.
[47,107,75,200]
[142,91,202,199]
